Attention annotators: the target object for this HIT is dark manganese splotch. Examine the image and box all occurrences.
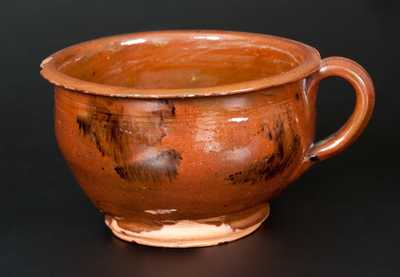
[114,149,182,183]
[309,155,320,162]
[260,123,273,141]
[77,116,91,135]
[227,114,301,185]
[154,100,176,125]
[159,100,176,117]
[77,111,135,163]
[76,100,181,183]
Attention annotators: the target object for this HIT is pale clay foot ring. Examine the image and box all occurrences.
[104,203,270,248]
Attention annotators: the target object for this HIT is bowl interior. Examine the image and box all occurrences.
[57,34,299,90]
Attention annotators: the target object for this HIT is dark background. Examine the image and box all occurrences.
[1,0,399,276]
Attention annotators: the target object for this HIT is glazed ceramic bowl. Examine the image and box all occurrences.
[40,30,374,247]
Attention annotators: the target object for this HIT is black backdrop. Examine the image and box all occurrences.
[1,0,399,276]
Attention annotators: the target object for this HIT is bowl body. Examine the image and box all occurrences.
[55,80,313,220]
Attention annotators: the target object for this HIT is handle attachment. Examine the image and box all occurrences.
[301,57,375,171]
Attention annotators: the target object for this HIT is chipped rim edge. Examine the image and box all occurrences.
[104,203,270,248]
[40,30,321,99]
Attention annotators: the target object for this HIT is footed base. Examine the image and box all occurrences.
[105,203,270,248]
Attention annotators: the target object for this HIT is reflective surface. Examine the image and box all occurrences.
[60,36,297,89]
[3,0,395,273]
[55,81,310,221]
[47,31,374,247]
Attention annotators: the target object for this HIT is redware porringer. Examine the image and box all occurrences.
[40,30,375,247]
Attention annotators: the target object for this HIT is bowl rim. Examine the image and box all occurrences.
[40,30,321,99]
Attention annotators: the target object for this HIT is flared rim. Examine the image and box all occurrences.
[40,30,321,98]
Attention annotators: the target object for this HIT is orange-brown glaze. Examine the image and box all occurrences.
[54,81,309,220]
[60,39,297,89]
[42,30,375,247]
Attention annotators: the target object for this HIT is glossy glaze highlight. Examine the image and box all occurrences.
[41,30,375,247]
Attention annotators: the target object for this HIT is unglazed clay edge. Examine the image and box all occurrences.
[105,203,270,248]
